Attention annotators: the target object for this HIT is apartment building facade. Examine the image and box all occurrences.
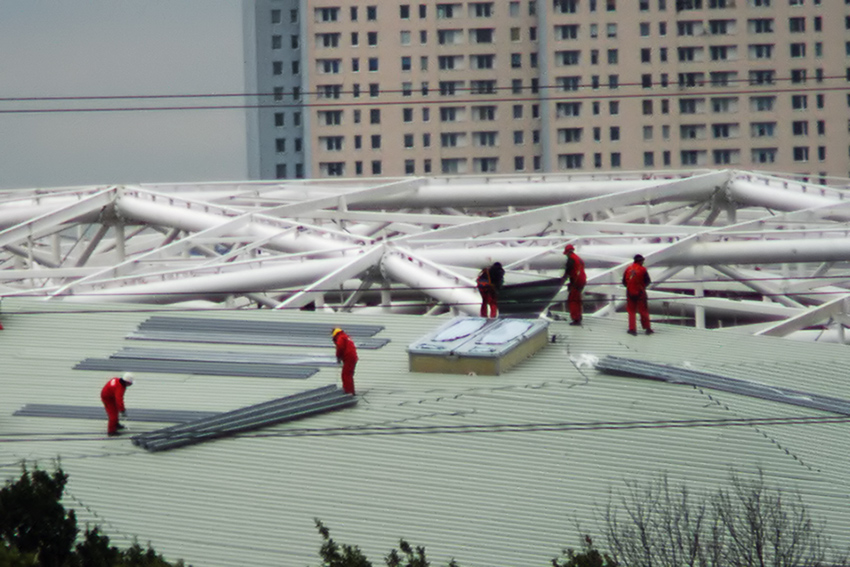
[245,0,850,181]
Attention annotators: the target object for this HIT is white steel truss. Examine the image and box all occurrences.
[2,169,850,342]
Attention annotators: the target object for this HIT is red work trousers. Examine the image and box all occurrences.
[478,287,498,318]
[101,394,120,434]
[626,294,651,332]
[341,358,357,395]
[567,285,584,322]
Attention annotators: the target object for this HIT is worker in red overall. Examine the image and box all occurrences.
[101,373,134,436]
[562,244,587,325]
[332,328,358,395]
[476,262,505,318]
[623,254,653,336]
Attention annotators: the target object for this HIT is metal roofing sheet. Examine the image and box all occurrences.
[596,355,850,415]
[127,329,391,349]
[73,357,319,379]
[110,346,338,366]
[133,385,356,452]
[136,316,386,337]
[2,298,850,567]
[13,404,217,423]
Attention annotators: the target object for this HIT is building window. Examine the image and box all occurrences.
[713,149,735,165]
[317,7,340,22]
[405,159,415,174]
[323,162,345,176]
[559,153,584,169]
[681,150,701,166]
[789,17,805,33]
[750,122,776,137]
[748,18,774,33]
[749,70,775,85]
[750,95,776,111]
[370,109,381,124]
[371,160,382,174]
[793,146,809,161]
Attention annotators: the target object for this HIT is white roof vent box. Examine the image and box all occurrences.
[407,316,549,375]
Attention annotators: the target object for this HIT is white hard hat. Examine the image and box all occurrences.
[122,372,135,384]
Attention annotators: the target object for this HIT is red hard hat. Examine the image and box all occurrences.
[564,244,575,254]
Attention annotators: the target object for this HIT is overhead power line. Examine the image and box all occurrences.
[0,77,845,114]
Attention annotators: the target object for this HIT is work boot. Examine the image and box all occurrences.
[645,329,654,335]
[116,423,126,430]
[569,320,582,326]
[627,329,638,336]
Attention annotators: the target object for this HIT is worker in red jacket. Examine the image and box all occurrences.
[622,254,653,336]
[332,328,358,395]
[476,262,505,318]
[101,373,134,436]
[562,244,587,325]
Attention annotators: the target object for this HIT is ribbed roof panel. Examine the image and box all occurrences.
[2,298,849,567]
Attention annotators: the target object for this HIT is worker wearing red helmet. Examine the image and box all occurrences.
[622,254,653,336]
[101,372,134,436]
[332,328,358,395]
[562,244,587,325]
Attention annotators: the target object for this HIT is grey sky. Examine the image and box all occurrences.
[0,0,248,190]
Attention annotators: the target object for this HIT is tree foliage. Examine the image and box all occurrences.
[0,462,184,567]
[552,535,618,567]
[315,520,459,567]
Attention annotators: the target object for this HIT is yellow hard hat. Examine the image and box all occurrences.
[331,328,343,337]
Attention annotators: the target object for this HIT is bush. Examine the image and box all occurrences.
[0,462,184,567]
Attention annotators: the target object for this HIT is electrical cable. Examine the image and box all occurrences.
[0,76,846,114]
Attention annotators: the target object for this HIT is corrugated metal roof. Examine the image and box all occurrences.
[2,297,850,567]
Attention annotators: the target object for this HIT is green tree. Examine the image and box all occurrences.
[315,521,459,567]
[552,535,618,567]
[0,463,77,567]
[315,519,373,567]
[0,543,38,567]
[0,462,184,567]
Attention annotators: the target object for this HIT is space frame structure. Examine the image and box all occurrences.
[2,168,850,342]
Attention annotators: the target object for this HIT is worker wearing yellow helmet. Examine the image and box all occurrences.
[331,328,358,395]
